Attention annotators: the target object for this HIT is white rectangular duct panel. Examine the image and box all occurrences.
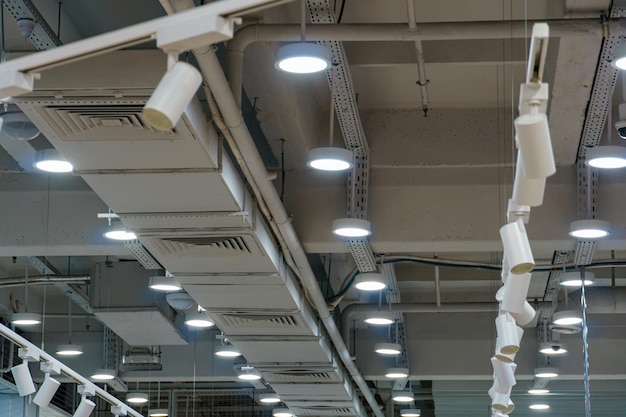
[229,336,332,364]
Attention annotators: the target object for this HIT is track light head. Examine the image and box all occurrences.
[11,361,36,396]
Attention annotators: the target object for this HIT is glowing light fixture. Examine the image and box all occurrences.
[585,145,626,168]
[185,310,214,328]
[569,219,610,239]
[529,404,550,410]
[614,43,626,69]
[149,276,182,292]
[127,393,149,404]
[528,389,549,395]
[104,229,137,240]
[56,344,84,356]
[272,408,293,417]
[238,366,262,381]
[355,272,387,291]
[11,312,41,326]
[149,409,169,417]
[560,272,594,287]
[307,147,353,171]
[539,342,568,355]
[143,61,202,131]
[374,342,402,355]
[364,311,395,325]
[552,310,582,326]
[259,393,280,404]
[332,218,372,237]
[215,344,241,358]
[276,42,331,74]
[400,409,421,417]
[34,149,73,173]
[90,368,116,381]
[385,367,409,378]
[392,390,414,402]
[534,367,558,378]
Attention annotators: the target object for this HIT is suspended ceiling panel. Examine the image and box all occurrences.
[231,336,332,364]
[94,310,188,346]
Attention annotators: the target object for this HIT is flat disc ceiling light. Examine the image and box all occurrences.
[385,367,409,378]
[90,368,116,381]
[529,404,550,410]
[259,393,280,404]
[104,229,137,240]
[355,272,387,291]
[534,367,558,378]
[215,344,241,358]
[34,149,73,173]
[127,393,149,404]
[552,310,582,326]
[539,342,567,355]
[185,310,214,328]
[400,409,421,417]
[307,147,353,171]
[585,145,626,169]
[11,312,42,326]
[392,390,414,402]
[56,344,84,356]
[272,408,293,417]
[149,276,182,292]
[560,271,594,287]
[332,218,372,237]
[569,219,610,239]
[275,43,331,74]
[364,311,395,325]
[613,43,626,70]
[528,389,550,395]
[149,409,169,417]
[375,342,402,355]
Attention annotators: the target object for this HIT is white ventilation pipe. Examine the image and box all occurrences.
[160,2,384,417]
[406,0,430,116]
[226,19,603,103]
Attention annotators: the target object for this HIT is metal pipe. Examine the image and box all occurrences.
[226,18,604,104]
[434,253,441,307]
[406,0,429,115]
[163,2,381,417]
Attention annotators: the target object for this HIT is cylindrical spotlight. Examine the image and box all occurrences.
[73,397,96,417]
[142,61,202,132]
[514,113,555,178]
[495,313,521,354]
[499,219,534,274]
[10,361,36,396]
[490,389,511,413]
[491,358,517,392]
[501,273,531,314]
[494,338,516,363]
[509,301,536,325]
[33,374,61,408]
[512,150,546,207]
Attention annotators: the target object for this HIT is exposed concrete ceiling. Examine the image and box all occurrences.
[0,1,623,417]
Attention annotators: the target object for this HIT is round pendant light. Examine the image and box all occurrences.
[560,271,594,287]
[400,409,421,417]
[34,149,73,173]
[259,393,280,404]
[529,404,550,410]
[552,310,582,326]
[104,229,137,240]
[392,390,414,402]
[91,368,116,381]
[332,218,372,237]
[585,145,626,169]
[364,311,395,325]
[215,344,241,358]
[307,147,353,171]
[374,342,402,355]
[185,311,214,328]
[275,43,331,74]
[149,409,169,417]
[538,342,568,355]
[354,272,387,291]
[56,344,84,356]
[534,367,558,378]
[11,312,42,326]
[149,276,182,292]
[385,367,409,378]
[127,393,149,404]
[528,389,549,395]
[569,219,610,239]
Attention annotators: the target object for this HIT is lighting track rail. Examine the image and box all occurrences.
[0,0,293,99]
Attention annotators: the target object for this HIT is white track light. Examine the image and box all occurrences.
[495,313,522,354]
[33,373,61,408]
[512,151,546,207]
[73,397,96,417]
[509,301,536,325]
[500,219,534,274]
[501,272,531,315]
[143,61,202,131]
[514,113,555,178]
[11,361,36,396]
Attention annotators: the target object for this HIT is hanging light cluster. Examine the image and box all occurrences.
[489,23,557,416]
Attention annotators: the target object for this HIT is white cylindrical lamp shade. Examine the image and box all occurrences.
[501,273,531,314]
[495,313,521,354]
[509,301,536,325]
[512,150,546,207]
[499,219,534,274]
[11,361,36,396]
[494,338,516,363]
[514,113,556,178]
[33,375,61,408]
[491,358,517,392]
[73,398,96,417]
[142,61,202,132]
[491,390,511,412]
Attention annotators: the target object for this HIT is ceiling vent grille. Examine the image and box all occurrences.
[219,314,300,328]
[261,370,343,383]
[33,101,187,141]
[290,407,356,416]
[149,235,253,256]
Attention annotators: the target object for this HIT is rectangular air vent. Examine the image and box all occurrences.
[290,407,356,416]
[261,370,342,383]
[211,303,318,336]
